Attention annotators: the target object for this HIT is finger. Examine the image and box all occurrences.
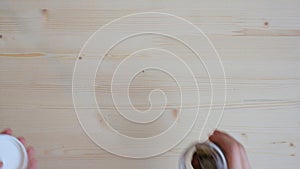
[210,130,242,150]
[239,144,251,169]
[0,161,3,168]
[209,130,237,149]
[26,146,35,158]
[18,136,26,145]
[1,128,13,135]
[214,130,240,143]
[216,130,251,169]
[28,158,37,169]
[209,130,243,169]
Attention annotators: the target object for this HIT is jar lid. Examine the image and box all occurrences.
[0,134,28,169]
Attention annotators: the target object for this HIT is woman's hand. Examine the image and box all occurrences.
[0,128,37,169]
[209,130,251,169]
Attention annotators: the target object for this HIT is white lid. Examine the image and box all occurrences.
[0,134,28,169]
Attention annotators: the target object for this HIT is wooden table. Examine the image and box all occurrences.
[0,0,299,168]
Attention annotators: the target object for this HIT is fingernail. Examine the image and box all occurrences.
[27,146,35,155]
[214,130,221,134]
[18,136,26,144]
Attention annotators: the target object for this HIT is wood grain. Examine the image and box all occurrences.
[0,0,299,168]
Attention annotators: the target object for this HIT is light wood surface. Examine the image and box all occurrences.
[1,0,299,168]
